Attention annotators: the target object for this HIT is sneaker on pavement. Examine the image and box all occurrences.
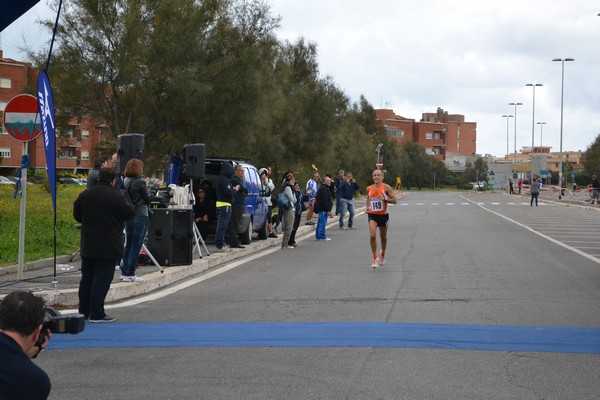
[216,247,231,253]
[121,275,144,283]
[89,315,116,323]
[268,233,278,238]
[323,237,332,241]
[347,226,356,230]
[371,258,378,269]
[379,253,385,267]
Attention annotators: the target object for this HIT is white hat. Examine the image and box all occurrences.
[258,168,268,176]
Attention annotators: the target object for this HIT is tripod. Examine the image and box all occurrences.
[187,181,210,258]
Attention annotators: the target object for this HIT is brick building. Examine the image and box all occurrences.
[0,50,108,177]
[376,107,477,171]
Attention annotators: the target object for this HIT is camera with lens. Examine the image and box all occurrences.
[35,307,85,349]
[42,307,85,334]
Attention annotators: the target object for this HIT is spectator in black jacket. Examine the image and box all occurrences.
[227,164,248,248]
[74,168,135,322]
[215,162,236,252]
[314,176,333,241]
[121,159,161,283]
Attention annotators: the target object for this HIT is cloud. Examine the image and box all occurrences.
[271,0,600,156]
[3,0,599,156]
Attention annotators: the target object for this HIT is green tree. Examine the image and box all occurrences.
[464,157,489,186]
[582,134,600,175]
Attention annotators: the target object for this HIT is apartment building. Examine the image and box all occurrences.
[0,50,107,177]
[376,107,477,171]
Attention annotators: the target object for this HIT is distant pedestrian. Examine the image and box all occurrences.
[314,176,333,241]
[518,178,523,194]
[592,175,600,205]
[74,168,135,322]
[305,172,320,225]
[333,169,344,215]
[288,180,306,247]
[508,179,514,195]
[366,169,397,268]
[338,172,359,230]
[280,171,296,249]
[530,176,540,207]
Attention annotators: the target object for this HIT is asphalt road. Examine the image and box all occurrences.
[37,191,600,399]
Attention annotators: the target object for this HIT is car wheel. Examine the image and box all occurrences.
[240,218,252,245]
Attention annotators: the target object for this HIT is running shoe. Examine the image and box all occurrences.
[379,252,385,267]
[371,258,378,269]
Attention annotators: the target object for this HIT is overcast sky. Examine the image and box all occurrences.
[2,0,599,157]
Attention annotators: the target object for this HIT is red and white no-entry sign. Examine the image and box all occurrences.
[3,94,42,142]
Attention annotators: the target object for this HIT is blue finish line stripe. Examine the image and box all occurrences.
[49,322,600,354]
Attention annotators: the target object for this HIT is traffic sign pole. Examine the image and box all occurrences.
[17,142,28,280]
[3,94,42,281]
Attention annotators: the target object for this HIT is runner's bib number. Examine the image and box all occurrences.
[370,197,384,211]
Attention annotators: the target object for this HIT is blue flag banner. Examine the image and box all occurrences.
[37,71,57,213]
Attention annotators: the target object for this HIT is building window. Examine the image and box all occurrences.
[81,129,90,139]
[81,151,89,160]
[0,101,7,111]
[425,132,433,140]
[0,78,11,89]
[0,148,11,158]
[433,131,441,140]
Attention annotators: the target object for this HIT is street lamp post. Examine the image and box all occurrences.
[375,142,383,167]
[525,83,543,173]
[536,121,546,148]
[508,102,523,166]
[502,114,514,160]
[552,58,575,190]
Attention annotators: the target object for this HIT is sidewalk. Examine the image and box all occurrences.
[0,197,377,307]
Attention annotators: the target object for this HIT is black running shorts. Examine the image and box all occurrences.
[368,213,389,228]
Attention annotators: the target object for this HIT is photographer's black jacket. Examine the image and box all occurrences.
[0,332,51,400]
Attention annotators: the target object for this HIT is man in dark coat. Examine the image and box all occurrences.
[215,161,236,251]
[314,176,333,241]
[227,164,248,248]
[74,168,135,322]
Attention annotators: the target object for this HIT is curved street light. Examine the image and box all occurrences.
[552,58,575,187]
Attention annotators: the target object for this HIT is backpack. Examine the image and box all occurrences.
[277,192,291,210]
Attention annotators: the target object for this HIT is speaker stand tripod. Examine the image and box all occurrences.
[142,243,164,273]
[193,221,210,258]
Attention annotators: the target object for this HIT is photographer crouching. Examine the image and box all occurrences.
[0,291,52,399]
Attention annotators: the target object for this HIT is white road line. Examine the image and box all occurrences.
[458,194,600,265]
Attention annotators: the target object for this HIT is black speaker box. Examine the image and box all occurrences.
[147,209,193,266]
[184,143,205,178]
[117,134,145,174]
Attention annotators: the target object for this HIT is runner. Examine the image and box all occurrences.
[366,169,397,269]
